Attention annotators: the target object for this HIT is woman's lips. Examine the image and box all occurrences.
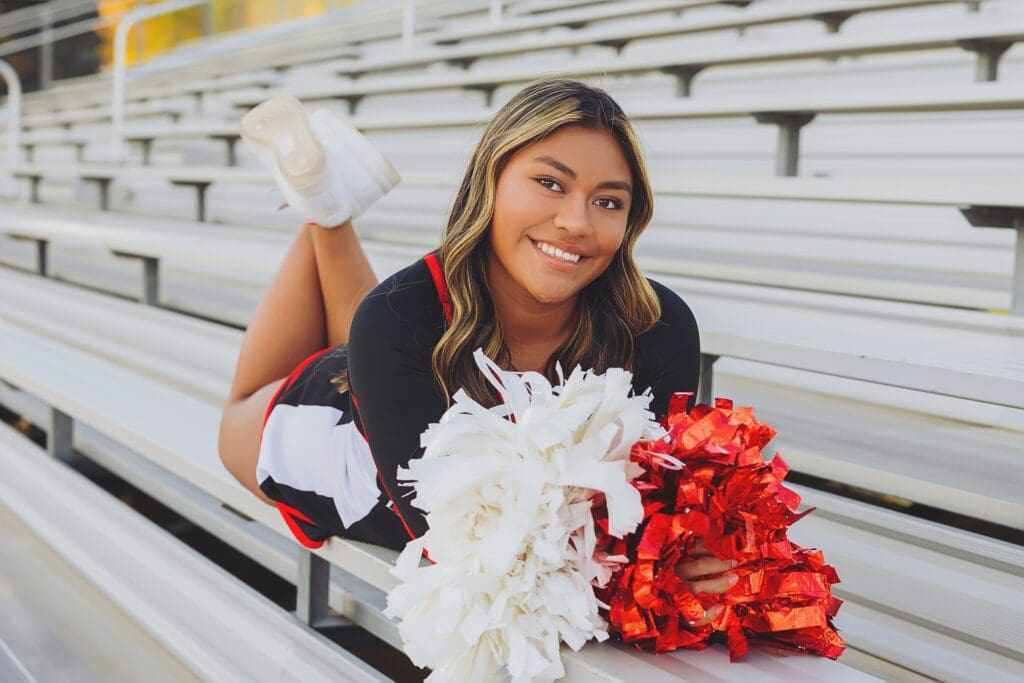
[529,238,586,272]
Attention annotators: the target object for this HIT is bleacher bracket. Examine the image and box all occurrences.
[751,112,816,176]
[960,205,1024,316]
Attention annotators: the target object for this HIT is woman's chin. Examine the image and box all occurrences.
[525,284,579,305]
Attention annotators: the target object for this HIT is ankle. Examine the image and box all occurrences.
[305,218,354,231]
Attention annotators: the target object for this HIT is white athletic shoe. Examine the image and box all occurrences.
[239,95,401,228]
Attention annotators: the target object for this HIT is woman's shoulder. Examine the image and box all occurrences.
[642,277,699,338]
[350,251,447,345]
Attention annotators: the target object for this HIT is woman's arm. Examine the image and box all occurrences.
[345,271,448,543]
[635,279,702,420]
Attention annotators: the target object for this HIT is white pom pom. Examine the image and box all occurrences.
[384,348,667,682]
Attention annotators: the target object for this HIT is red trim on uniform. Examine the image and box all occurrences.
[260,344,334,443]
[275,501,326,549]
[349,391,420,539]
[350,392,437,566]
[424,252,452,325]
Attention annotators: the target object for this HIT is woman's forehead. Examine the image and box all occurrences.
[511,127,631,184]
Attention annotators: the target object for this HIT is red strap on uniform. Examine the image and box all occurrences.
[424,251,580,330]
[423,251,452,326]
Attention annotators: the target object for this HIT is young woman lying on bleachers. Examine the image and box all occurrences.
[218,76,739,627]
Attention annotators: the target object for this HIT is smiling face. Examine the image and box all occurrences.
[486,124,633,308]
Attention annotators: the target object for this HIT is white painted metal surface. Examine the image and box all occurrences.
[0,498,201,682]
[0,422,390,682]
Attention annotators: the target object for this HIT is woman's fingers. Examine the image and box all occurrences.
[677,536,738,628]
[675,555,736,580]
[688,602,726,628]
[685,573,739,596]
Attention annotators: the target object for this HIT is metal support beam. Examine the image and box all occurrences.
[956,39,1013,82]
[659,65,705,97]
[215,136,238,166]
[464,84,499,107]
[752,112,816,177]
[48,406,74,463]
[111,251,160,306]
[137,138,153,165]
[960,206,1024,316]
[812,11,853,34]
[295,549,352,630]
[83,176,112,211]
[39,7,54,90]
[35,239,48,276]
[698,353,719,407]
[341,94,364,116]
[595,38,630,56]
[168,180,211,222]
[445,56,475,70]
[8,234,49,275]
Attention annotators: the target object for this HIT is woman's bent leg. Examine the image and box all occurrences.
[219,219,378,505]
[226,222,327,404]
[308,219,379,347]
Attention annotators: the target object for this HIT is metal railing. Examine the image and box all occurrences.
[111,0,211,162]
[0,59,21,196]
[0,0,498,163]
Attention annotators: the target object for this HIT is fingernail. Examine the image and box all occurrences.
[729,559,738,568]
[727,573,739,586]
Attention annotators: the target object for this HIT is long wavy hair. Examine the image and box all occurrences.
[431,76,661,408]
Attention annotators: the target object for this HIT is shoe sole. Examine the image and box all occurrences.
[310,109,401,194]
[239,95,326,189]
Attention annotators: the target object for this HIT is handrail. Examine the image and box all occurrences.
[0,0,98,41]
[111,0,210,162]
[108,0,460,159]
[0,14,123,59]
[0,59,22,196]
[403,0,417,53]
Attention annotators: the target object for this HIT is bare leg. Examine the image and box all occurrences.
[219,219,379,505]
[309,219,379,349]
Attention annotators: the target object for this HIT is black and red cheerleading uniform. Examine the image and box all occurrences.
[256,249,701,553]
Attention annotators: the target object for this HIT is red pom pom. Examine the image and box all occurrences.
[593,391,846,661]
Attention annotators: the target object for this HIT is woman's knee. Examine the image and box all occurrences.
[218,388,280,506]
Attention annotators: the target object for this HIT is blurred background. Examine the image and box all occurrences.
[0,1,1021,682]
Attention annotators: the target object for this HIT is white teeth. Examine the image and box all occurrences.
[537,240,580,263]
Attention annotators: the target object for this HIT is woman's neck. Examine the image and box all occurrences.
[486,262,576,372]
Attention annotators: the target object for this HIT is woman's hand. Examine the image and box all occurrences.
[674,537,739,627]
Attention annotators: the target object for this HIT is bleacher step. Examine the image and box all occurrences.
[0,421,391,682]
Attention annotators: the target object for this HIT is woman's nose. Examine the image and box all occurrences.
[552,195,593,235]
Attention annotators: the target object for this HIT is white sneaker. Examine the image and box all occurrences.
[239,95,401,228]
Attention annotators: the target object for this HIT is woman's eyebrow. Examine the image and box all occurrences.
[532,155,632,193]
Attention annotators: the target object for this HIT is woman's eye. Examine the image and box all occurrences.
[536,177,562,193]
[536,178,624,210]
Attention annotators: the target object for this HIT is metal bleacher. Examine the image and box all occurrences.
[0,0,1022,681]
